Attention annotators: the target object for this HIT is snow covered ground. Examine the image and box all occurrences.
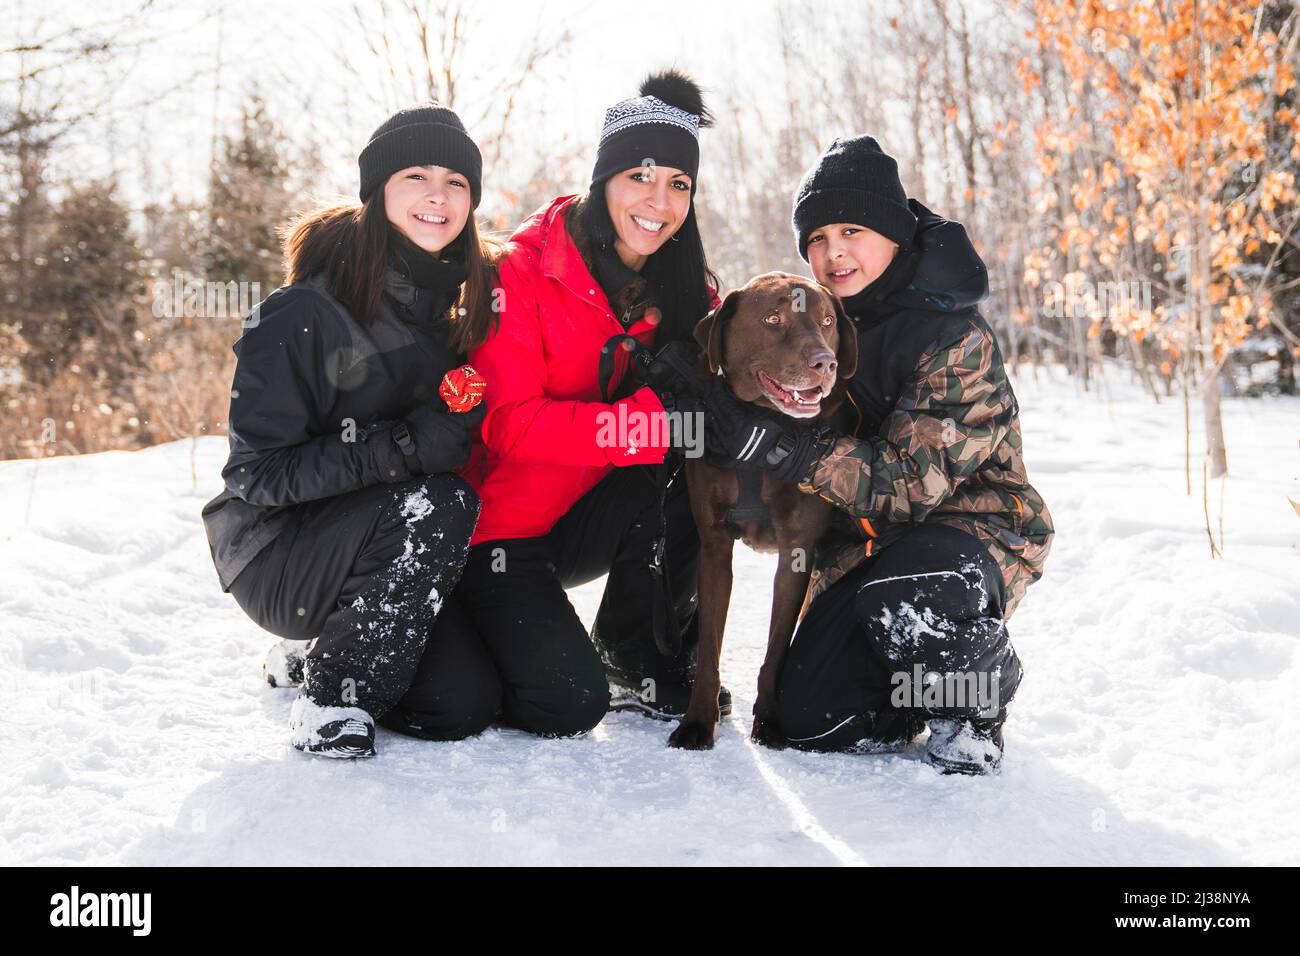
[2,364,1297,866]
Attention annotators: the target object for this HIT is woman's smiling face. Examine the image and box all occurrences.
[806,223,899,297]
[383,164,472,254]
[603,163,692,271]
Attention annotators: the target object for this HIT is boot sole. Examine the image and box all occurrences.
[924,750,1001,775]
[293,740,376,759]
[608,686,733,721]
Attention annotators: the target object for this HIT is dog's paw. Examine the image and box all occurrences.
[750,717,787,749]
[668,720,716,750]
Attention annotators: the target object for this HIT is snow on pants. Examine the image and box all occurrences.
[227,474,480,719]
[379,463,702,741]
[775,523,1023,752]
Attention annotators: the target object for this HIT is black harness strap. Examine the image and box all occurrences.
[723,464,771,540]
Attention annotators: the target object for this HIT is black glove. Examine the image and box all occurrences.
[638,340,705,398]
[631,341,707,459]
[395,399,485,476]
[700,377,833,483]
[656,389,704,457]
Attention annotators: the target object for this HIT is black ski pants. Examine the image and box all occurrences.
[228,474,479,719]
[379,463,701,741]
[775,523,1022,752]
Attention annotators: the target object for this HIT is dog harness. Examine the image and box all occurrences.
[723,464,773,540]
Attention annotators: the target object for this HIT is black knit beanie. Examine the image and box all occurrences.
[591,70,712,188]
[358,104,482,206]
[791,135,917,261]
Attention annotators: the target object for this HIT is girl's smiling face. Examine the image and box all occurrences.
[603,163,693,271]
[807,223,899,297]
[383,165,472,254]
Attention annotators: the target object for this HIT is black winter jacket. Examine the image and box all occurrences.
[803,200,1053,616]
[201,268,463,590]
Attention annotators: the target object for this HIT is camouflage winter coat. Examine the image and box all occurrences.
[797,202,1053,618]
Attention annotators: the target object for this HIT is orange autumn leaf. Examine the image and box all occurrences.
[1025,0,1294,365]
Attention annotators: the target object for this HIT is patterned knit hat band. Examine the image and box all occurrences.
[598,95,701,144]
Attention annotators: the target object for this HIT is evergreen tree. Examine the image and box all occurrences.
[204,91,295,295]
[26,179,147,391]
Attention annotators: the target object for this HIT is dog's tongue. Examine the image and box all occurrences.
[776,386,821,414]
[759,370,822,414]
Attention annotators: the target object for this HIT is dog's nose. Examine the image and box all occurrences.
[809,348,836,375]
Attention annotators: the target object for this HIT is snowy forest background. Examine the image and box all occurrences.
[2,0,1298,501]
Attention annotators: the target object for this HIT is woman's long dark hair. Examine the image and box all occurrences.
[281,190,503,353]
[580,184,720,344]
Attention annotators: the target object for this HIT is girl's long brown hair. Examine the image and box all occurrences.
[282,190,504,354]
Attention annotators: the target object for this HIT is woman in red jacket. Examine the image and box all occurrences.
[396,71,722,738]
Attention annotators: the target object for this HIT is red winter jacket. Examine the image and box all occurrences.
[466,195,673,544]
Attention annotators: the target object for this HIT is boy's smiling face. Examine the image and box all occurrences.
[807,223,899,297]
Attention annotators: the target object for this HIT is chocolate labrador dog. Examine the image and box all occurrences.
[668,272,857,750]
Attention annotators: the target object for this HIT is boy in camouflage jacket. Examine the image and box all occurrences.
[699,136,1053,774]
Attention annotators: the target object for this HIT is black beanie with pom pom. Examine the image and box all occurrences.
[590,69,713,188]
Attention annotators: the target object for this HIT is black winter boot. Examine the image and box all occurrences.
[608,675,732,721]
[602,607,731,720]
[924,712,1005,775]
[289,692,377,759]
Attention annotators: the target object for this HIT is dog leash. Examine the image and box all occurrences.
[597,333,642,403]
[597,332,686,660]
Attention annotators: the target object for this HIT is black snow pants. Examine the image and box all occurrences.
[378,462,701,741]
[228,473,479,720]
[775,523,1022,752]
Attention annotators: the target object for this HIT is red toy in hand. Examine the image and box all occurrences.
[439,364,487,413]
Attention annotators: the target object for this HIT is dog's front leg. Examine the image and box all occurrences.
[751,542,812,748]
[668,532,733,750]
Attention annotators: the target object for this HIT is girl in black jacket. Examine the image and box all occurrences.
[202,105,502,758]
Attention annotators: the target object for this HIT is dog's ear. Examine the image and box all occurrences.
[831,293,858,380]
[693,290,740,375]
